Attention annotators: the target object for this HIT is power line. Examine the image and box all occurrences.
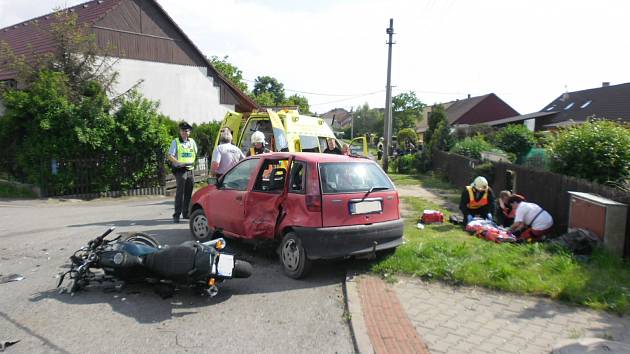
[242,77,384,97]
[309,90,385,107]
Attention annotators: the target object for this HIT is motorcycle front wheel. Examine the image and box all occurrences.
[119,232,160,248]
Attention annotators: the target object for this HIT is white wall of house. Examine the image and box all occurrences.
[111,58,235,124]
[524,118,536,131]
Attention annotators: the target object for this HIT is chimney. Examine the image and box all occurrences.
[467,94,471,99]
[602,82,610,87]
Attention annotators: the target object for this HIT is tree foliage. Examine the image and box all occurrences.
[352,103,384,139]
[415,104,452,172]
[392,91,425,133]
[207,55,248,93]
[284,94,311,114]
[397,128,418,145]
[547,119,630,184]
[252,76,285,105]
[0,11,118,99]
[492,124,536,162]
[0,70,172,194]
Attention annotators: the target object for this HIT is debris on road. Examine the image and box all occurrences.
[0,339,20,352]
[0,274,24,284]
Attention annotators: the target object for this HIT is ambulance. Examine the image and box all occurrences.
[214,109,368,156]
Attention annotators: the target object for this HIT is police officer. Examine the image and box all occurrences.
[168,122,197,223]
[246,131,271,156]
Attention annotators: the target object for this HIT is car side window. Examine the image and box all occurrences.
[253,158,289,193]
[289,161,306,194]
[221,159,258,191]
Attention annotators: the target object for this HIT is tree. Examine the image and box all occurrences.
[0,11,118,101]
[283,94,311,114]
[353,103,384,138]
[392,91,425,133]
[207,55,248,93]
[252,76,285,105]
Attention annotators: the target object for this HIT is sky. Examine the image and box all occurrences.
[2,0,630,115]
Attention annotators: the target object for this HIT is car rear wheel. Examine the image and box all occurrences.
[280,232,312,279]
[190,209,211,241]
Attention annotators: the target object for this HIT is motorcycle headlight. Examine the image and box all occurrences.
[215,239,225,250]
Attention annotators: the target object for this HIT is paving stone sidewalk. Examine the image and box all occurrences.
[394,276,630,354]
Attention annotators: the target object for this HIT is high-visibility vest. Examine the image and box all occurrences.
[176,138,196,170]
[466,185,488,209]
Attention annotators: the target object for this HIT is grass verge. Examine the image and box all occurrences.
[375,173,630,314]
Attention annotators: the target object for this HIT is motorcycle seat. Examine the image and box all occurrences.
[144,243,197,278]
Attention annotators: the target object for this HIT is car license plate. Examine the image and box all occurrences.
[217,254,234,277]
[350,200,382,214]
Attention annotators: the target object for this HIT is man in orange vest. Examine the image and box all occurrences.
[459,176,495,224]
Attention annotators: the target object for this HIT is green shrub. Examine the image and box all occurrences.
[547,119,630,184]
[492,124,536,163]
[450,135,494,159]
[397,128,418,146]
[397,154,415,173]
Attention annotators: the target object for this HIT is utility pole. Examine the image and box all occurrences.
[382,18,395,172]
[351,113,354,139]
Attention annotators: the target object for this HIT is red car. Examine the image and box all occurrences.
[189,152,403,278]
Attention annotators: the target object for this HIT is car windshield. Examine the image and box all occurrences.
[319,162,393,194]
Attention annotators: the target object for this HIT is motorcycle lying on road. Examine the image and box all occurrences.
[57,227,252,297]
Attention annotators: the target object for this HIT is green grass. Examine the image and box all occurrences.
[389,172,455,190]
[375,174,630,314]
[0,181,37,198]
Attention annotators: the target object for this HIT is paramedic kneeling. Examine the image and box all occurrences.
[507,195,553,241]
[459,176,495,224]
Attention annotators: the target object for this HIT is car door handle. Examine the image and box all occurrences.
[235,195,242,201]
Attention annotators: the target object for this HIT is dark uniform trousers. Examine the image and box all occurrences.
[174,169,195,218]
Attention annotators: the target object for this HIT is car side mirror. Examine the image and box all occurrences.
[207,176,219,186]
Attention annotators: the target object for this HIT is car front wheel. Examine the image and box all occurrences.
[280,232,312,279]
[190,209,211,241]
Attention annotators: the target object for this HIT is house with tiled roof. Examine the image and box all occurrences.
[481,82,630,131]
[0,0,256,123]
[417,93,519,141]
[321,108,352,129]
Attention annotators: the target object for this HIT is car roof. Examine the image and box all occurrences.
[246,152,373,164]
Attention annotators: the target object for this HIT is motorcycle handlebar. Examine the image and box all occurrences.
[99,227,116,239]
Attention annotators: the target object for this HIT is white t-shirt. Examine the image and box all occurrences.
[514,202,553,231]
[211,143,245,175]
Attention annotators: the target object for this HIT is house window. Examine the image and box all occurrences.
[564,102,575,110]
[580,100,592,109]
[545,105,556,111]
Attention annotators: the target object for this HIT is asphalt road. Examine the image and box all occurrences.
[0,196,354,354]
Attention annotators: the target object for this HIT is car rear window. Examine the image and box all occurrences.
[319,162,393,194]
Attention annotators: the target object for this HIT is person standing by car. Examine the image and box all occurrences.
[323,138,342,154]
[211,127,245,179]
[459,176,495,224]
[168,122,197,223]
[246,131,271,157]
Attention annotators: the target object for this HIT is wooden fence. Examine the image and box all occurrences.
[432,150,630,257]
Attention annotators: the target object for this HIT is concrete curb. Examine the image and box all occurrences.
[344,271,373,354]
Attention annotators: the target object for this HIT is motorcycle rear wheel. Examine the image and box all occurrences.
[119,232,160,248]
